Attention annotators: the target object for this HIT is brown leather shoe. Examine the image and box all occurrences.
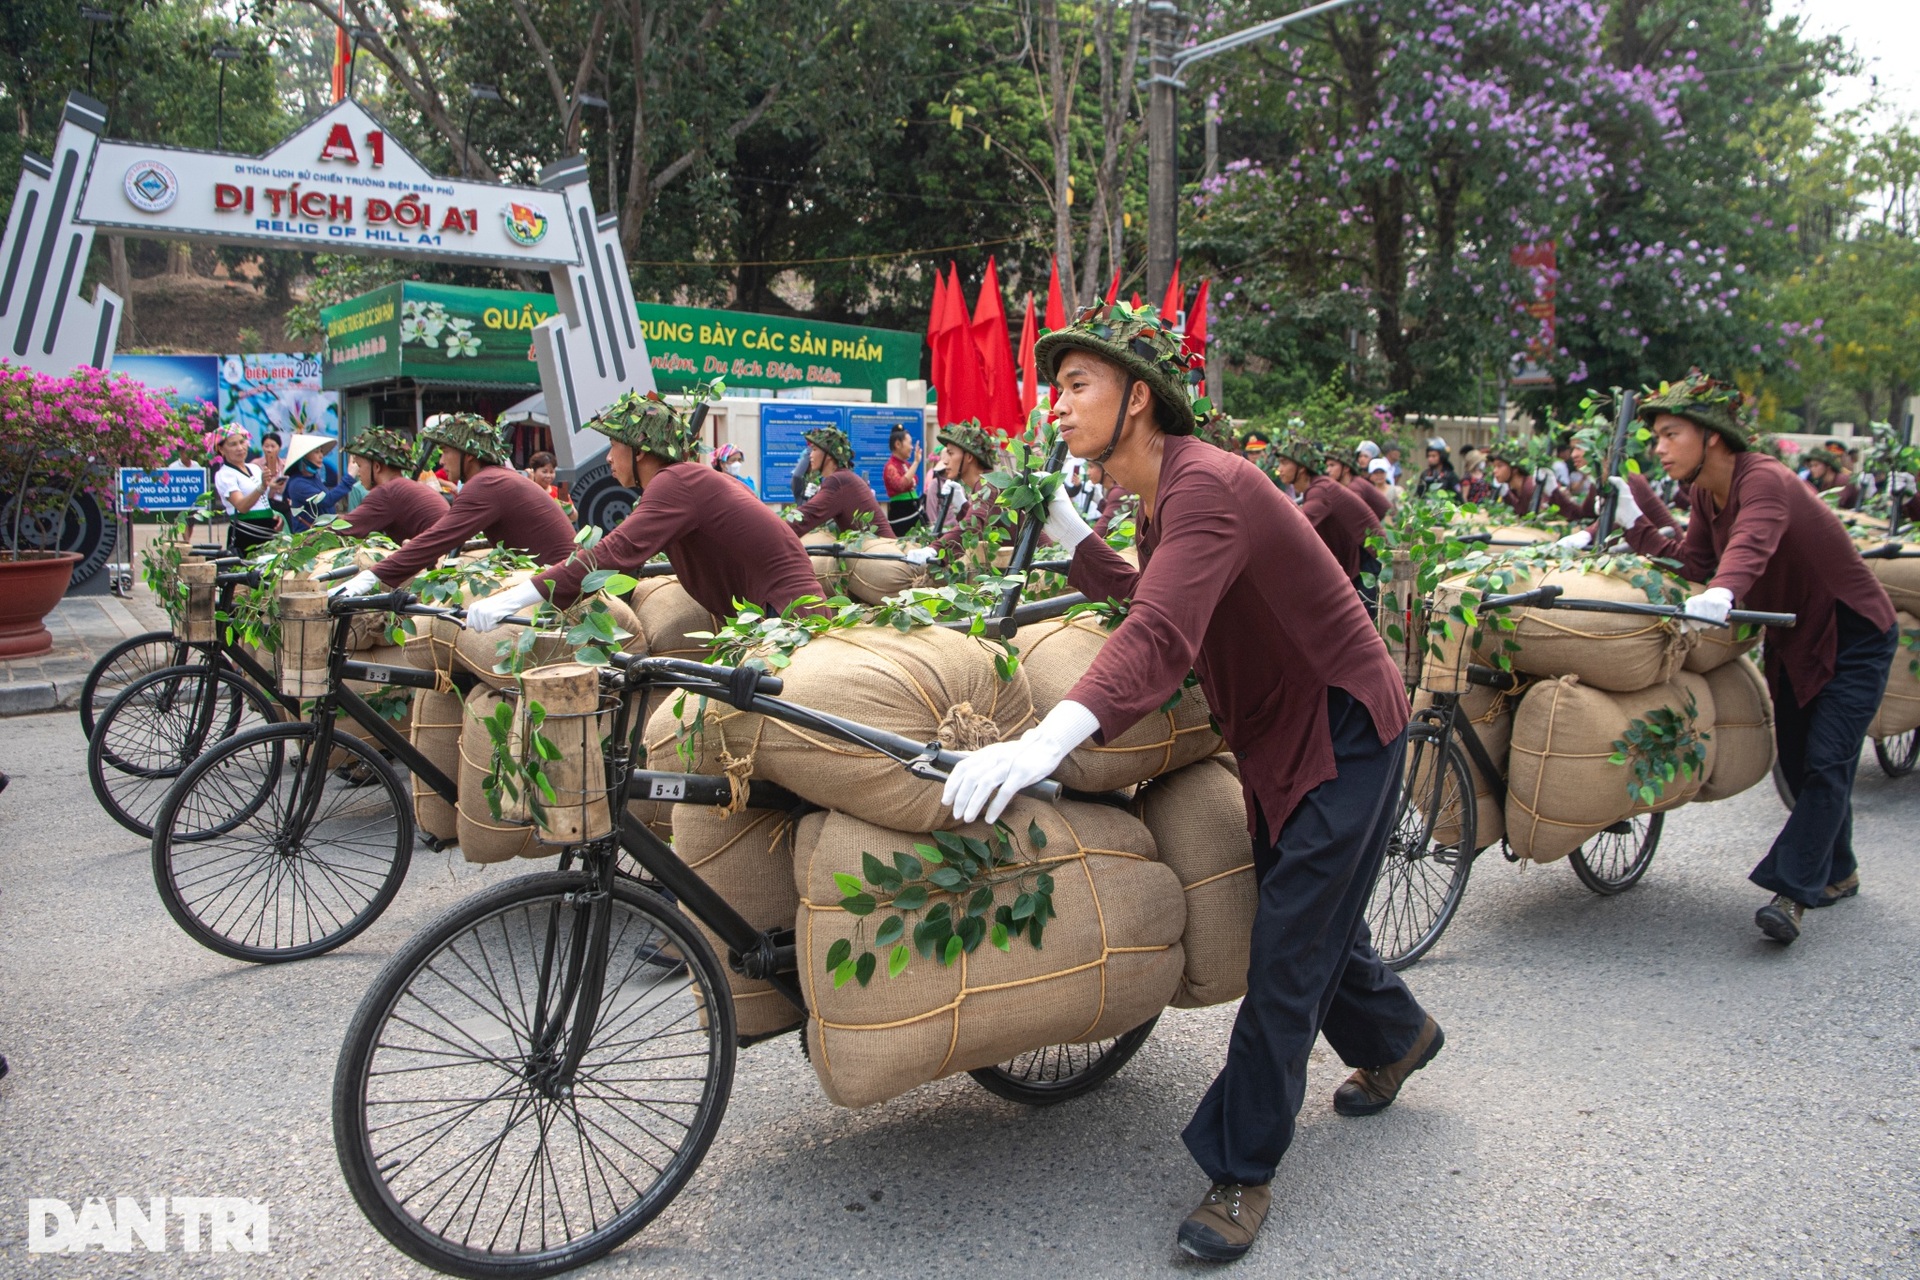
[1333,1015,1443,1117]
[1756,894,1804,943]
[1811,871,1859,908]
[1176,1181,1272,1262]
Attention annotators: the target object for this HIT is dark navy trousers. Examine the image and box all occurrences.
[1755,603,1898,907]
[1182,688,1431,1186]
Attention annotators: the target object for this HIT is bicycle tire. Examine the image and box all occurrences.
[1874,729,1919,778]
[79,631,210,738]
[1772,759,1796,811]
[968,1015,1159,1105]
[88,664,278,838]
[1568,812,1664,895]
[334,873,735,1279]
[150,721,412,962]
[1368,724,1475,970]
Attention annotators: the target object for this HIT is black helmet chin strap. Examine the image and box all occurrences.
[1094,375,1135,467]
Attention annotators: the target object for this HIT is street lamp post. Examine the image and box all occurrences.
[80,6,116,97]
[1144,0,1369,304]
[463,84,503,178]
[211,44,245,149]
[346,28,375,99]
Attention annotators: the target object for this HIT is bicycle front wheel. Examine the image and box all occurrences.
[150,722,412,962]
[1569,813,1663,895]
[334,873,736,1279]
[969,1016,1158,1105]
[88,664,278,837]
[1368,724,1475,970]
[79,630,210,738]
[1874,729,1919,778]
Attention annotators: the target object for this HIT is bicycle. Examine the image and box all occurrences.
[331,645,1156,1279]
[1370,583,1795,969]
[76,541,230,737]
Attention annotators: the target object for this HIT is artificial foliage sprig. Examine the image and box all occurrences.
[1609,694,1711,806]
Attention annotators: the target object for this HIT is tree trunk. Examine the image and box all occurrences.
[108,236,132,334]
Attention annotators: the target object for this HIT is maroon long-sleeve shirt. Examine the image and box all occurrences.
[1065,435,1409,833]
[1297,473,1381,578]
[535,461,823,619]
[1622,453,1895,703]
[1346,473,1390,519]
[372,466,579,587]
[1090,485,1139,539]
[789,470,893,539]
[335,476,448,544]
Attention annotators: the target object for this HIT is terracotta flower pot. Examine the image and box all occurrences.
[0,551,82,659]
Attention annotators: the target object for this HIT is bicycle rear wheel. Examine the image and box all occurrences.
[1569,813,1663,895]
[79,631,209,738]
[150,722,412,962]
[1874,729,1919,778]
[968,1016,1159,1105]
[334,873,735,1280]
[1368,724,1475,970]
[88,664,277,837]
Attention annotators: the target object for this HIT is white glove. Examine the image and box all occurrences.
[942,700,1099,824]
[1608,476,1647,530]
[465,580,546,632]
[903,546,938,566]
[1041,486,1094,553]
[1893,472,1916,495]
[1553,530,1592,551]
[1534,467,1560,497]
[330,569,382,599]
[1681,586,1734,631]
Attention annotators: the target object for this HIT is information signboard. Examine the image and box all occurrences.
[759,403,924,508]
[118,466,209,512]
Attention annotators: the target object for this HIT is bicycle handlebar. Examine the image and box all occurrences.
[1470,582,1795,628]
[318,563,362,583]
[215,569,262,588]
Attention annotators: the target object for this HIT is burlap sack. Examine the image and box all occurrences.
[1499,566,1690,692]
[1869,613,1920,740]
[409,687,463,843]
[649,625,1038,831]
[795,798,1184,1109]
[1017,615,1222,791]
[1132,757,1254,1008]
[1699,656,1775,802]
[846,537,929,605]
[326,643,413,768]
[1506,674,1714,863]
[1410,681,1522,850]
[451,576,644,688]
[455,686,545,864]
[400,549,495,675]
[1869,555,1920,615]
[673,805,805,1039]
[1650,671,1716,815]
[1680,584,1763,673]
[631,578,721,660]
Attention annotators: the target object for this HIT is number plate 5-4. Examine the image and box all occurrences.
[649,778,686,800]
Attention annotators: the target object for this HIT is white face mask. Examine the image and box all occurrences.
[727,462,742,476]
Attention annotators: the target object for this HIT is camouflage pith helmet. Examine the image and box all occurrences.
[347,426,418,473]
[1276,436,1324,474]
[804,425,855,469]
[1484,438,1525,465]
[589,391,700,462]
[420,412,511,465]
[1033,300,1202,435]
[1194,410,1237,451]
[1638,370,1753,453]
[936,419,1000,470]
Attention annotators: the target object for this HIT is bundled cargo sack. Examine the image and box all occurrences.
[1869,613,1920,739]
[1506,673,1715,863]
[795,798,1184,1109]
[451,576,643,688]
[844,536,928,605]
[399,548,496,675]
[1017,615,1222,791]
[673,805,806,1039]
[409,687,464,843]
[1868,554,1920,615]
[1699,656,1774,801]
[630,578,720,661]
[1132,757,1255,1008]
[456,686,542,862]
[1410,679,1524,851]
[649,625,1037,831]
[1433,565,1689,693]
[1681,584,1763,673]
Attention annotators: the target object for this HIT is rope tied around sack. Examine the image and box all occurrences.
[936,701,1001,752]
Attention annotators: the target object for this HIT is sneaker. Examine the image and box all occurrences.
[1755,894,1804,943]
[1176,1181,1272,1262]
[1333,1016,1443,1117]
[1811,871,1859,908]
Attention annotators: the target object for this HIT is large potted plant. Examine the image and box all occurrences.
[0,361,197,657]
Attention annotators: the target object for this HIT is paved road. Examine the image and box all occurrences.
[2,708,1916,1278]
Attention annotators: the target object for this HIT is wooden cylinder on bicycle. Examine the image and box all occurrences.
[520,662,612,846]
[180,560,219,644]
[277,586,332,698]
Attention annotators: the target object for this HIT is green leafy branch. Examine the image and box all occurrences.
[478,695,563,826]
[1608,693,1711,806]
[825,818,1058,988]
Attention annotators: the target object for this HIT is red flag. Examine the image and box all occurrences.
[1130,292,1142,309]
[1182,278,1210,360]
[932,264,976,426]
[969,257,1023,434]
[927,269,950,402]
[332,2,349,101]
[1160,260,1183,323]
[1017,292,1039,421]
[1105,269,1121,304]
[1044,258,1067,332]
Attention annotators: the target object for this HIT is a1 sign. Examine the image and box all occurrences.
[118,466,208,512]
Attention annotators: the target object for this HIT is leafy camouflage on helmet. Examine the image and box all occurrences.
[347,426,418,473]
[1484,437,1526,465]
[805,425,855,468]
[1032,300,1203,435]
[589,391,699,461]
[1275,436,1324,474]
[936,419,1000,470]
[1638,369,1753,453]
[420,412,511,465]
[1193,410,1238,451]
